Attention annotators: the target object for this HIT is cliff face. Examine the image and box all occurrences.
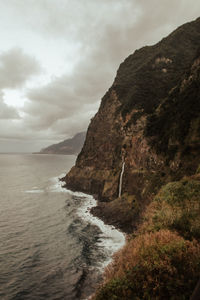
[64,18,200,231]
[40,132,86,155]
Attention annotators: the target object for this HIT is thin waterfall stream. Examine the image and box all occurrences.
[118,160,125,198]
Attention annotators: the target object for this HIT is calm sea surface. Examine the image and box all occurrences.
[0,154,124,300]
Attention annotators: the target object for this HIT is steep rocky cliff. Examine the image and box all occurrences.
[40,132,86,155]
[64,18,200,231]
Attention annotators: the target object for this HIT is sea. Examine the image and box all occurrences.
[0,154,125,300]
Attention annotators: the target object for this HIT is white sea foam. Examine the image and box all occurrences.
[76,192,126,300]
[26,174,126,300]
[52,174,126,269]
[32,174,125,270]
[48,174,71,193]
[77,194,126,269]
[25,189,44,193]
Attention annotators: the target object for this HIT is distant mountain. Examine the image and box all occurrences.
[40,132,86,155]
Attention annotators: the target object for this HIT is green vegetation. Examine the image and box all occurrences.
[94,230,200,300]
[93,21,200,299]
[144,64,200,157]
[114,19,200,122]
[152,178,200,240]
[66,18,200,299]
[93,175,200,299]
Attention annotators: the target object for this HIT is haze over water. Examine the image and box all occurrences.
[0,154,124,300]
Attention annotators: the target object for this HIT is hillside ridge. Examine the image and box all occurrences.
[40,132,86,155]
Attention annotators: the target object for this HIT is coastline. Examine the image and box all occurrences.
[90,202,134,234]
[58,175,126,297]
[76,193,126,269]
[58,175,126,265]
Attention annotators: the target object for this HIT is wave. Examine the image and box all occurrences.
[53,174,126,269]
[25,189,44,193]
[24,174,126,299]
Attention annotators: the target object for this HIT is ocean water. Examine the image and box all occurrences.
[0,154,125,300]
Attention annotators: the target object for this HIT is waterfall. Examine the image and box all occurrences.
[118,160,125,198]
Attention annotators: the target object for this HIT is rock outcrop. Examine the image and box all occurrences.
[40,132,86,155]
[64,18,200,232]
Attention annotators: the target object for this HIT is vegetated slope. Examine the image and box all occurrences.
[64,17,200,299]
[64,17,200,232]
[40,132,86,155]
[93,171,200,300]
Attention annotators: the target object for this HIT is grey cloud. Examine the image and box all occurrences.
[23,62,109,131]
[0,91,20,119]
[0,48,41,89]
[23,96,98,133]
[22,0,193,136]
[0,0,200,151]
[49,105,97,136]
[0,102,19,119]
[1,0,133,39]
[0,119,63,142]
[5,0,198,46]
[0,138,48,153]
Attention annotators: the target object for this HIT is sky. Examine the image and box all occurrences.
[0,0,199,152]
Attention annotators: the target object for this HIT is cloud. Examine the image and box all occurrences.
[21,0,198,137]
[22,61,109,132]
[0,91,20,119]
[0,1,200,151]
[0,48,41,89]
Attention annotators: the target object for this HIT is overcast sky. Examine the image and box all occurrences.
[0,0,199,152]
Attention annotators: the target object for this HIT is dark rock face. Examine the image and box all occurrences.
[40,132,86,155]
[64,18,200,231]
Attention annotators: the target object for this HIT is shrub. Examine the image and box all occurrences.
[94,230,200,300]
[152,178,200,240]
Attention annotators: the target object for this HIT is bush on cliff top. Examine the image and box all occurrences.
[93,176,200,300]
[94,230,200,300]
[148,177,200,240]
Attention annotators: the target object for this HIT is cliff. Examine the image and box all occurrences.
[64,17,200,232]
[62,18,200,299]
[40,132,86,155]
